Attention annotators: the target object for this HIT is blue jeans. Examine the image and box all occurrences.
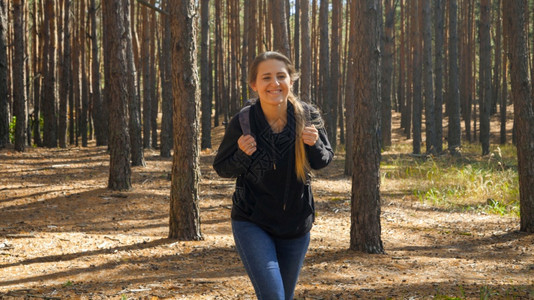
[232,220,310,300]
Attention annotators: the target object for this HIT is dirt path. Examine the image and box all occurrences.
[0,126,533,299]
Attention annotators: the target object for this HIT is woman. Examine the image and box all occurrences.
[213,51,333,299]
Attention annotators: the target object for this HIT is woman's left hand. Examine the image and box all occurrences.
[302,125,319,146]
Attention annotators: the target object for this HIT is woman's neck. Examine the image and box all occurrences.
[260,101,288,133]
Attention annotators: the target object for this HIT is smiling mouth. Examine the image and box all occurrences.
[268,89,282,94]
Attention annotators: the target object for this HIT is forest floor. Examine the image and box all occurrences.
[0,112,533,300]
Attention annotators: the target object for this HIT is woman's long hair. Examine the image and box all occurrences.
[248,51,311,183]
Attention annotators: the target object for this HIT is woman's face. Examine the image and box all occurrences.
[250,59,293,107]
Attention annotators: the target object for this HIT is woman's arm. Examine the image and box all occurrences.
[305,108,334,170]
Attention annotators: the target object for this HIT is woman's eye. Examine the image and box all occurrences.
[263,77,271,81]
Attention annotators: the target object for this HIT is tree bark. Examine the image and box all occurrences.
[160,0,173,157]
[200,0,211,149]
[381,0,394,149]
[479,0,492,155]
[319,0,333,148]
[42,0,57,148]
[168,0,202,240]
[105,0,132,190]
[350,0,384,254]
[411,0,422,154]
[90,0,105,146]
[80,0,88,147]
[127,0,144,167]
[300,0,311,103]
[447,0,461,154]
[423,0,435,154]
[141,4,152,149]
[58,0,71,148]
[271,0,290,57]
[434,0,444,154]
[0,0,8,148]
[13,0,26,152]
[505,0,534,233]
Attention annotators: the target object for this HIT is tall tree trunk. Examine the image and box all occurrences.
[105,0,132,190]
[300,0,311,103]
[42,0,57,148]
[448,0,461,154]
[160,0,173,157]
[345,0,355,176]
[169,0,202,240]
[127,0,144,167]
[479,0,492,155]
[200,0,211,149]
[381,0,394,149]
[13,0,26,152]
[434,0,444,154]
[319,0,333,148]
[504,0,534,233]
[500,0,508,145]
[411,0,422,154]
[328,0,340,153]
[350,0,384,254]
[58,0,71,148]
[141,4,152,148]
[271,0,290,57]
[423,0,435,154]
[33,0,43,146]
[90,0,105,146]
[149,0,158,150]
[0,0,9,148]
[80,0,88,147]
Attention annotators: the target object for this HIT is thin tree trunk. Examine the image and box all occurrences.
[168,0,202,241]
[411,0,422,154]
[423,0,435,154]
[382,0,394,148]
[42,0,57,148]
[80,0,88,147]
[13,0,26,152]
[33,0,43,146]
[319,0,333,147]
[479,0,492,155]
[434,0,444,153]
[448,0,461,154]
[0,0,8,148]
[58,0,71,148]
[201,0,211,149]
[142,4,151,148]
[90,0,105,146]
[160,0,173,157]
[127,1,145,167]
[150,0,158,149]
[300,0,311,103]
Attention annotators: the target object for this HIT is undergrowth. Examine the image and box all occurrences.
[381,143,519,217]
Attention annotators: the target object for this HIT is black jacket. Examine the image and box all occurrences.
[212,101,334,238]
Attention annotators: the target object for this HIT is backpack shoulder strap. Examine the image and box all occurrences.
[302,102,312,126]
[238,105,252,136]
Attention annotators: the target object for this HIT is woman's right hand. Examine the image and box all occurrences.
[238,135,257,156]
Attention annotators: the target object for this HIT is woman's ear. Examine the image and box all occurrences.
[250,83,257,92]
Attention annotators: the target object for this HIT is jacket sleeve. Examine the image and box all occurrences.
[305,108,334,170]
[212,115,252,178]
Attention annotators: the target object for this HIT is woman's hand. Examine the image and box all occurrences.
[302,125,319,146]
[238,135,257,156]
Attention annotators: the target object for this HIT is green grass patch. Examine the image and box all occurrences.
[381,144,519,216]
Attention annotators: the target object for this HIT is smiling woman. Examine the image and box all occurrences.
[213,51,333,299]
